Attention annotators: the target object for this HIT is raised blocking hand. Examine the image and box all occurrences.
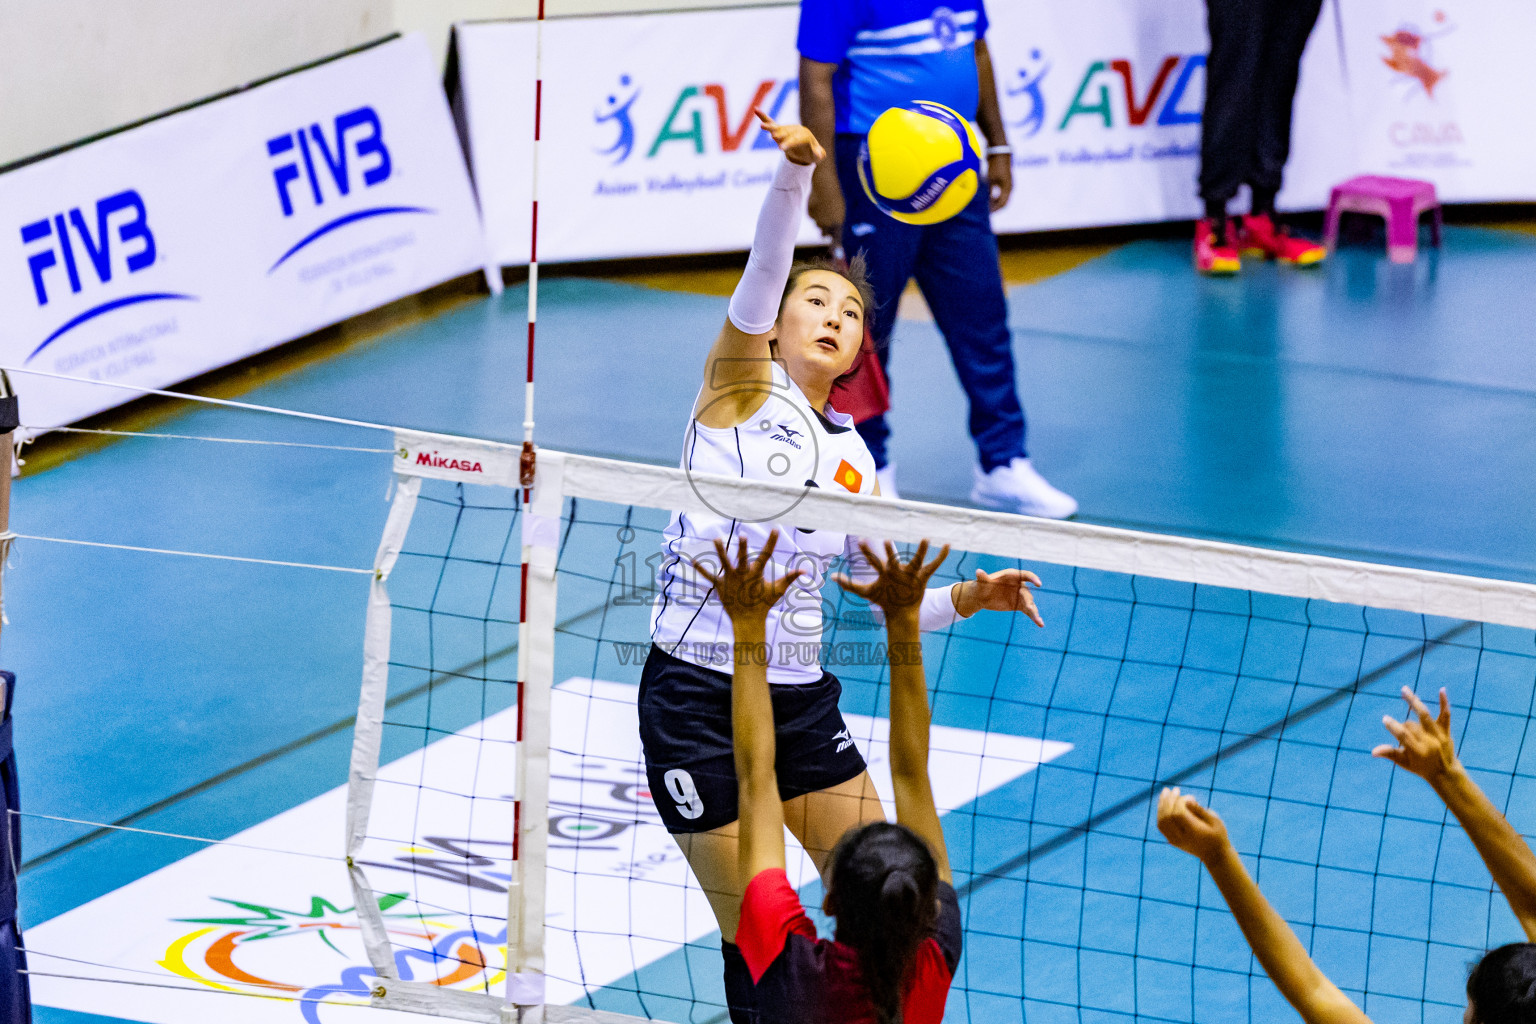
[690,532,801,625]
[1157,787,1232,863]
[833,539,949,618]
[1372,685,1458,783]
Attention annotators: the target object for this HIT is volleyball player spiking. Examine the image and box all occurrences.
[638,108,1043,1020]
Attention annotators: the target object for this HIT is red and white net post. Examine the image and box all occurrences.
[507,1,550,1020]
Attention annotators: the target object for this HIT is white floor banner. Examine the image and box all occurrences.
[2,35,487,431]
[29,678,1070,1022]
[454,0,1534,265]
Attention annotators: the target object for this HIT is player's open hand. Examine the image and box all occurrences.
[956,567,1045,627]
[755,108,825,166]
[691,532,801,624]
[1157,787,1231,863]
[1373,686,1458,783]
[833,539,949,618]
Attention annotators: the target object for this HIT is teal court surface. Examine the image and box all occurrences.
[14,225,1536,1024]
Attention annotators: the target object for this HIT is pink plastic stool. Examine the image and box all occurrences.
[1324,175,1442,264]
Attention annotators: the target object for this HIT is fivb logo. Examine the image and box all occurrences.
[595,75,799,164]
[22,191,156,307]
[18,190,195,362]
[265,106,429,273]
[266,107,391,216]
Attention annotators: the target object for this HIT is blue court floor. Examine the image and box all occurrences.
[16,225,1536,1023]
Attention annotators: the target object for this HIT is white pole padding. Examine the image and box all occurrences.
[345,473,421,980]
[507,450,564,1021]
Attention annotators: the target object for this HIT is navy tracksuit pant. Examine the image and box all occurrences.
[834,134,1027,473]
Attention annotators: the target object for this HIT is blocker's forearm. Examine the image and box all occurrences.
[1434,762,1536,938]
[1202,847,1368,1024]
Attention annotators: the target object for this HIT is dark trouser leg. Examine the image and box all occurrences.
[1200,0,1270,214]
[910,185,1027,471]
[1249,0,1325,209]
[722,941,756,1024]
[835,133,921,470]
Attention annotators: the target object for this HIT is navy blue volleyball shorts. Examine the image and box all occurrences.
[637,643,869,834]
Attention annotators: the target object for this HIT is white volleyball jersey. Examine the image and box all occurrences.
[650,362,878,685]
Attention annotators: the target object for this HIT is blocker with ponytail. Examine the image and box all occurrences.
[827,821,940,1024]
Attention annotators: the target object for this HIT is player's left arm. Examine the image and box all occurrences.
[692,533,802,886]
[974,38,1012,212]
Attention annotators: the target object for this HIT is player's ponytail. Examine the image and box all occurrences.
[827,821,939,1024]
[1467,943,1536,1024]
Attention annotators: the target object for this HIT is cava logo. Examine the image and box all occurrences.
[1382,10,1452,98]
[595,74,800,165]
[1057,54,1205,129]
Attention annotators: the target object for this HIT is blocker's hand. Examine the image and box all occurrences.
[834,539,949,617]
[956,566,1044,627]
[1373,686,1459,783]
[691,532,801,625]
[755,108,825,167]
[1157,787,1231,863]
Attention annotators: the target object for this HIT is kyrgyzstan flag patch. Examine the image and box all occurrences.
[834,459,863,493]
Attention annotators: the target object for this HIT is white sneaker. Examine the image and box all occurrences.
[876,463,900,500]
[971,458,1078,519]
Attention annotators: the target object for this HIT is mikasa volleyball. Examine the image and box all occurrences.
[856,99,984,226]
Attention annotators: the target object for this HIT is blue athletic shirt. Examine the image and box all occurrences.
[797,0,989,134]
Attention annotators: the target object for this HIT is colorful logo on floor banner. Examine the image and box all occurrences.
[28,678,1070,1023]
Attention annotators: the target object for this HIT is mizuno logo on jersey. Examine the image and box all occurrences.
[769,423,803,449]
[833,727,854,754]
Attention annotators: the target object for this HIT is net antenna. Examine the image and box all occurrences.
[511,0,549,1019]
[344,0,552,1010]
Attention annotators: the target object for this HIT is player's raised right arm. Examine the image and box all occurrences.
[695,110,824,428]
[1374,686,1536,940]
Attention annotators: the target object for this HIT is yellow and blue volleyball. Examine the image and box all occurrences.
[857,101,984,226]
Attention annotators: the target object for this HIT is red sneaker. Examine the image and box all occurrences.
[1239,213,1326,266]
[1194,219,1240,275]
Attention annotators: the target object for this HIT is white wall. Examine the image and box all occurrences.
[0,0,765,168]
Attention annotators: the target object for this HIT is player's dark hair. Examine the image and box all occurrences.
[778,252,876,322]
[775,254,876,390]
[826,821,939,1024]
[1467,944,1536,1024]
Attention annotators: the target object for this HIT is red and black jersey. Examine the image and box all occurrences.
[736,868,963,1024]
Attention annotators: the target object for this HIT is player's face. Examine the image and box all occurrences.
[775,270,864,386]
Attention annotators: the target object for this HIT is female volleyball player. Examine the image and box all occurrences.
[1158,685,1536,1024]
[692,532,960,1024]
[640,108,1040,1017]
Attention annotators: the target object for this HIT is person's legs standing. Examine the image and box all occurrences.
[910,189,1025,471]
[1248,0,1324,215]
[913,186,1076,518]
[1234,0,1327,263]
[835,134,920,472]
[1197,0,1268,272]
[1200,0,1268,220]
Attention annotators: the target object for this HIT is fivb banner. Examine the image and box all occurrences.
[455,0,1534,265]
[2,35,486,431]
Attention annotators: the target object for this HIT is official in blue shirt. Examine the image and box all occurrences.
[799,0,1076,518]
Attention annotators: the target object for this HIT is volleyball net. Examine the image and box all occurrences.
[341,436,1536,1024]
